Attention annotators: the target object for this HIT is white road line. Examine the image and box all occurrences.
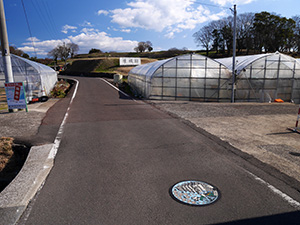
[246,171,300,209]
[99,78,137,102]
[48,78,79,159]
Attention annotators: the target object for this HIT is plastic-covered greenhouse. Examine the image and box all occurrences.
[128,52,300,103]
[216,52,300,103]
[128,54,231,101]
[0,54,57,101]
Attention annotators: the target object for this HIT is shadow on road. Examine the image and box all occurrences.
[212,211,300,225]
[118,90,132,100]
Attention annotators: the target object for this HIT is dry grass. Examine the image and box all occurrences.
[0,137,14,172]
[0,88,7,110]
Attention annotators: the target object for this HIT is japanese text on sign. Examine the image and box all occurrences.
[5,82,28,111]
[119,57,141,66]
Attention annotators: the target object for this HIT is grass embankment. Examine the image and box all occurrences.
[51,79,71,98]
[0,137,14,172]
[62,57,157,77]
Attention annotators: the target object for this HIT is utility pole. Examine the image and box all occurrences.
[230,4,237,103]
[0,0,13,83]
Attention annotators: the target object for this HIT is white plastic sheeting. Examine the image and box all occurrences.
[128,54,231,101]
[0,54,57,101]
[216,52,300,103]
[129,52,300,103]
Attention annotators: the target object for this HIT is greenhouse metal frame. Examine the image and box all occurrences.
[0,54,57,102]
[216,52,300,103]
[128,54,231,101]
[129,52,300,103]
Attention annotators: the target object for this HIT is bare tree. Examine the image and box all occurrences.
[48,42,76,66]
[67,43,79,58]
[193,25,213,56]
[58,43,71,63]
[236,13,255,54]
[48,47,60,69]
[134,41,153,52]
[146,41,153,52]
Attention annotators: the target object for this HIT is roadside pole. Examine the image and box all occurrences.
[0,0,13,83]
[287,104,300,133]
[231,4,237,103]
[0,0,15,112]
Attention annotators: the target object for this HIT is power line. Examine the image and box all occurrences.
[30,0,55,39]
[30,0,59,39]
[43,1,60,37]
[21,0,37,57]
[188,0,230,10]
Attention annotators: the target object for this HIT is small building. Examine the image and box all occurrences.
[0,54,57,102]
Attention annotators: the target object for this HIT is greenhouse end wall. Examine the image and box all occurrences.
[216,53,300,103]
[129,53,300,103]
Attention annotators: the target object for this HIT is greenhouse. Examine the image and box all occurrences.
[0,54,57,102]
[129,52,300,103]
[128,54,231,101]
[216,52,300,103]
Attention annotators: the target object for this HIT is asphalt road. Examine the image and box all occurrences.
[18,77,300,224]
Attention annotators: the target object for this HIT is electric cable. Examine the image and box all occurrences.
[21,0,37,58]
[188,0,230,10]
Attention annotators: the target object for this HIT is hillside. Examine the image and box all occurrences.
[61,57,157,76]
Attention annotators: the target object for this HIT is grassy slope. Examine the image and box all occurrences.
[63,57,157,76]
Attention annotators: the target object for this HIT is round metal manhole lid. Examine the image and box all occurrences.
[171,180,219,206]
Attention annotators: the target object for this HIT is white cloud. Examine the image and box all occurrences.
[97,10,109,16]
[26,37,40,42]
[19,39,66,56]
[121,29,131,33]
[80,28,100,33]
[80,21,93,27]
[62,25,77,34]
[68,30,138,53]
[108,0,229,38]
[210,0,255,6]
[19,29,138,56]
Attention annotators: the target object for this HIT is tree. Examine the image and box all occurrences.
[221,23,233,56]
[9,46,24,56]
[134,41,153,52]
[89,48,102,54]
[210,19,227,54]
[58,43,71,63]
[253,12,295,53]
[193,25,213,56]
[236,13,255,54]
[292,16,300,52]
[145,41,153,52]
[67,43,79,58]
[48,42,75,66]
[47,46,60,66]
[21,53,30,59]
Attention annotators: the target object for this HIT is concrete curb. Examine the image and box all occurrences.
[0,144,54,225]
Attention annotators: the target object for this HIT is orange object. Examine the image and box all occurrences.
[31,98,39,102]
[275,99,284,103]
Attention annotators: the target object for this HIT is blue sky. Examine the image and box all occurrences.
[4,0,300,57]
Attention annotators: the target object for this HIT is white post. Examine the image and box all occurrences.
[231,4,237,103]
[0,0,13,83]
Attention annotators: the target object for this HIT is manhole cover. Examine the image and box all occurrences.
[171,180,219,206]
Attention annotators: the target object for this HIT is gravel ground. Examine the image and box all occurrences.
[0,99,59,139]
[149,101,300,182]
